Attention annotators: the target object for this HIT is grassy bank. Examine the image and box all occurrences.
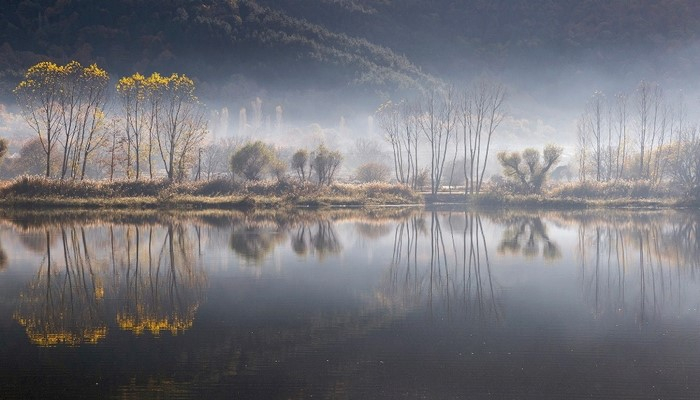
[466,193,687,210]
[423,180,698,210]
[0,176,423,210]
[1,176,697,211]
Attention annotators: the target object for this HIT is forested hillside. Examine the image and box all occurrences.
[0,0,439,102]
[3,0,700,97]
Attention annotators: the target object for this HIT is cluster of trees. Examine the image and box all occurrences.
[577,81,700,196]
[13,61,109,179]
[376,79,506,195]
[12,61,207,181]
[229,141,344,185]
[116,71,207,180]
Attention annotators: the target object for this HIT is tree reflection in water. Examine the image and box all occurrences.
[13,221,206,345]
[384,211,501,321]
[0,239,6,271]
[230,218,343,263]
[229,222,287,263]
[577,212,700,323]
[496,214,561,260]
[117,224,206,336]
[14,228,108,346]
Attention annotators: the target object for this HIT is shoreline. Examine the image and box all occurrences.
[0,192,696,211]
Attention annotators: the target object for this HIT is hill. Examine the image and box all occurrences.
[2,0,700,118]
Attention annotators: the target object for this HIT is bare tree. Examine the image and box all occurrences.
[460,79,506,195]
[576,116,589,182]
[612,92,629,180]
[376,100,406,183]
[634,81,664,178]
[418,88,458,195]
[376,100,421,187]
[96,117,128,181]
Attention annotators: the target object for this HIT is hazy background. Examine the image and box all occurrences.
[2,0,700,171]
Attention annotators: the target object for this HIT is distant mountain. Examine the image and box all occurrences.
[2,0,700,113]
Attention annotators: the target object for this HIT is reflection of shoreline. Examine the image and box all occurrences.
[13,223,206,346]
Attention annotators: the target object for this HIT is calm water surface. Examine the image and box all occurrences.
[0,208,699,399]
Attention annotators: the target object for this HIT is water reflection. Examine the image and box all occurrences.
[495,214,562,260]
[383,211,501,321]
[576,212,700,322]
[116,224,206,335]
[230,222,287,262]
[12,222,206,345]
[0,238,6,270]
[14,228,108,346]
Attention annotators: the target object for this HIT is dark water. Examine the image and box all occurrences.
[1,208,699,399]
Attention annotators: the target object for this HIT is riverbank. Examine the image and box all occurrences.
[423,192,697,210]
[0,176,422,210]
[0,176,696,211]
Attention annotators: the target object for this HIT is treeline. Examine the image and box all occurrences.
[576,82,700,198]
[376,78,700,200]
[376,80,511,195]
[2,60,362,187]
[11,61,206,181]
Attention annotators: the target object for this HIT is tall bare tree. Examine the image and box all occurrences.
[634,81,664,178]
[460,79,506,195]
[418,88,458,195]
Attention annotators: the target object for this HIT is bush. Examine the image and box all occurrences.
[230,141,278,181]
[354,162,390,183]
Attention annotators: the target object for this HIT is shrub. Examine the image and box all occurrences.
[354,162,390,183]
[230,141,278,181]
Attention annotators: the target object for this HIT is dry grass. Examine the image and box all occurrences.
[547,180,670,199]
[0,176,421,210]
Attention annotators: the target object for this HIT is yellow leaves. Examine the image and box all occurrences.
[17,62,199,103]
[15,60,110,96]
[82,63,109,82]
[116,71,198,101]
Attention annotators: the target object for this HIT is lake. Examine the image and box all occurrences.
[0,208,699,399]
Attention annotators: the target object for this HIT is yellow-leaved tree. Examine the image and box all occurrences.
[14,61,109,180]
[13,61,64,178]
[117,72,207,181]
